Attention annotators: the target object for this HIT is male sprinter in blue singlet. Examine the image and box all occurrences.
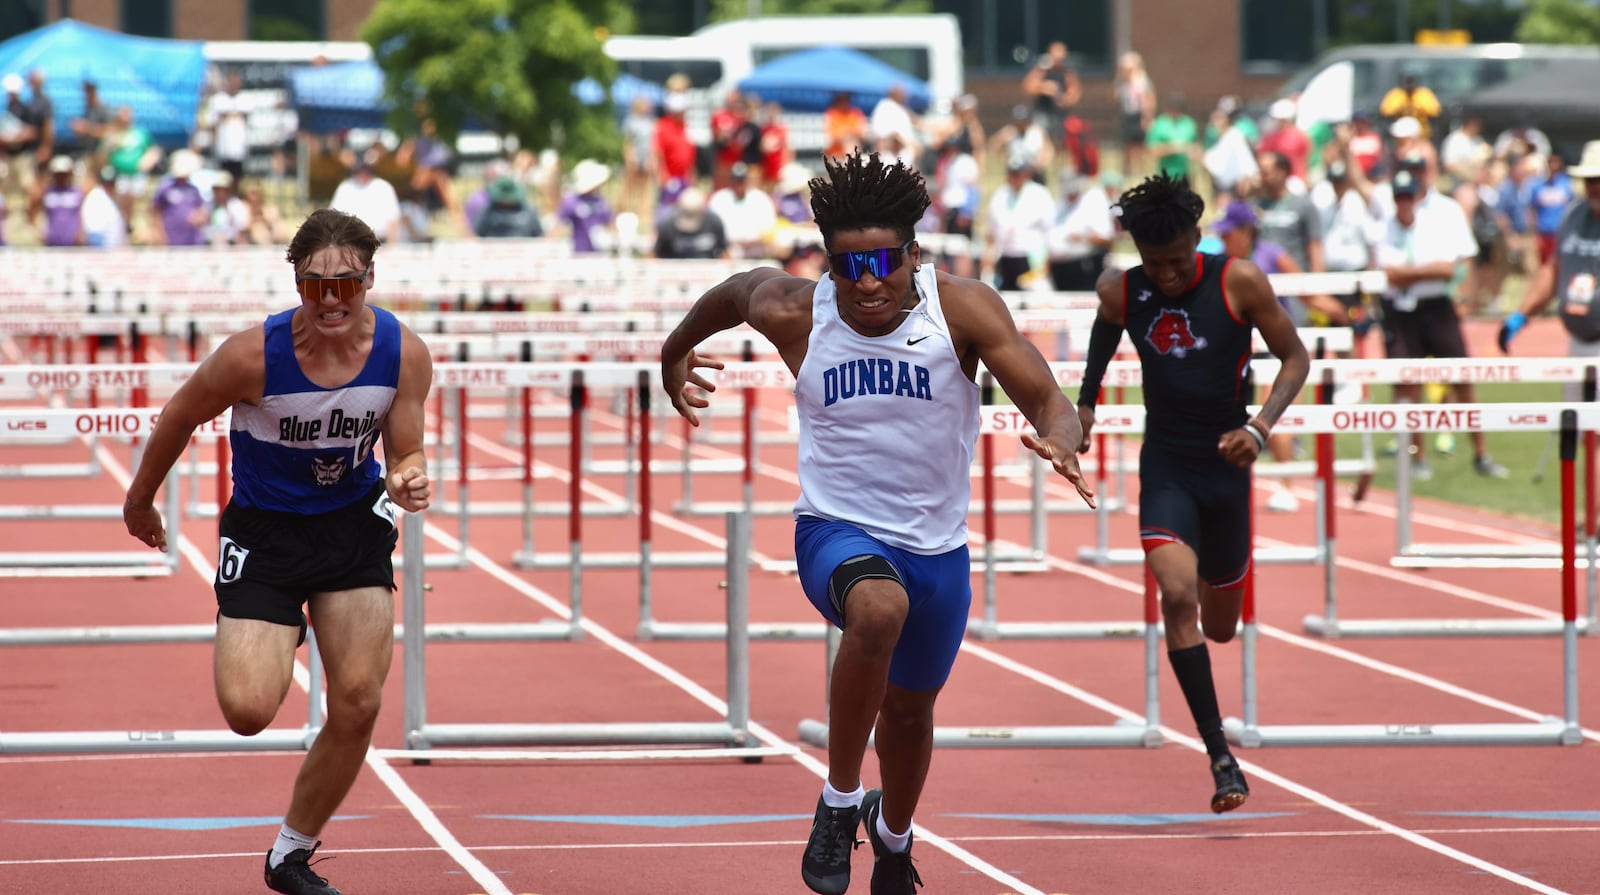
[1077,173,1309,812]
[662,150,1095,895]
[124,208,433,895]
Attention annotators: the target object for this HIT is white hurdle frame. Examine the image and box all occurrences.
[0,416,182,577]
[798,567,1165,749]
[1227,408,1586,748]
[0,625,325,755]
[1070,328,1355,569]
[1303,359,1600,637]
[395,510,780,759]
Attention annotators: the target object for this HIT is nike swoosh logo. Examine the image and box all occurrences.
[907,335,932,345]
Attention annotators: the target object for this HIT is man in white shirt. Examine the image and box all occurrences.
[80,164,127,248]
[1374,169,1507,480]
[1440,115,1489,183]
[330,159,401,244]
[707,162,777,259]
[869,85,919,165]
[984,154,1055,290]
[1046,170,1115,291]
[206,72,251,183]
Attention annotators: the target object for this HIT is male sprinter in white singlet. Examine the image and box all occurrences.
[124,209,433,895]
[661,151,1095,895]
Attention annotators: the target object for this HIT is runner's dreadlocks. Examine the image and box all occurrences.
[1115,172,1206,247]
[809,150,932,249]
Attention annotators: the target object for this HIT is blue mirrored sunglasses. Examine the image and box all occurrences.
[828,240,913,281]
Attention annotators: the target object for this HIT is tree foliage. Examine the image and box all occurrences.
[1515,0,1600,44]
[1325,0,1521,48]
[710,0,929,21]
[361,0,633,161]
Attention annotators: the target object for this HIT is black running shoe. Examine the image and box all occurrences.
[264,843,342,895]
[1210,755,1250,814]
[801,795,861,895]
[861,789,923,895]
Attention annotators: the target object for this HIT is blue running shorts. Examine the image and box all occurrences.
[794,516,971,691]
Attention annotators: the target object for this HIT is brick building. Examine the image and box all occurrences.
[26,0,378,42]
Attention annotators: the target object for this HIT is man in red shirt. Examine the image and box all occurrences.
[1346,110,1384,179]
[653,92,699,213]
[1258,99,1310,183]
[710,89,749,190]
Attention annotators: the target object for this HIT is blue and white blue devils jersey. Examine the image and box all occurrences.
[229,306,401,513]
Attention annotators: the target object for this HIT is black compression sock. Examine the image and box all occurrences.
[1168,643,1230,759]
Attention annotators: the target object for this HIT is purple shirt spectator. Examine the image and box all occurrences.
[776,192,810,224]
[153,177,208,246]
[463,188,490,230]
[41,183,84,246]
[557,192,613,254]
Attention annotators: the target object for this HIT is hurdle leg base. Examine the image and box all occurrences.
[1225,716,1579,747]
[1302,614,1589,638]
[800,718,1163,749]
[0,727,315,755]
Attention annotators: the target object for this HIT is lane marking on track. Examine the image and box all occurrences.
[416,506,1050,895]
[6,823,1598,866]
[500,414,1591,893]
[83,440,517,895]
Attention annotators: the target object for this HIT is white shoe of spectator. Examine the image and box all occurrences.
[1266,488,1300,513]
[1333,381,1364,405]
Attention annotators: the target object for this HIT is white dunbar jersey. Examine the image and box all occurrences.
[793,265,980,554]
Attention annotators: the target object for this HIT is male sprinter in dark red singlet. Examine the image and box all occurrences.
[1077,173,1309,811]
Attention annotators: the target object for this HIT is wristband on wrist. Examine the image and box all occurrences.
[1243,424,1266,453]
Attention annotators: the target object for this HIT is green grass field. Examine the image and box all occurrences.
[1332,382,1582,527]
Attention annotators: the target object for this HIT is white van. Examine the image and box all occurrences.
[688,14,964,113]
[1278,42,1600,134]
[604,14,964,153]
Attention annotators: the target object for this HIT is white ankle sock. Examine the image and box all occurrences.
[268,824,318,869]
[822,780,864,809]
[875,810,912,853]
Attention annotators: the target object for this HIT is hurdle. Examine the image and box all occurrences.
[1071,328,1356,569]
[1389,364,1596,565]
[1302,358,1600,638]
[796,567,1164,749]
[1226,407,1586,748]
[0,626,325,755]
[0,405,183,578]
[393,509,779,758]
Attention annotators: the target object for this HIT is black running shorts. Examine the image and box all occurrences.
[1138,441,1253,589]
[214,479,399,627]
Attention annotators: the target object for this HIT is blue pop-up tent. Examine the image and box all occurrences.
[288,59,391,133]
[737,45,930,114]
[0,19,206,146]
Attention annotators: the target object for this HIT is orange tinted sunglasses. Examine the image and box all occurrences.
[295,266,370,303]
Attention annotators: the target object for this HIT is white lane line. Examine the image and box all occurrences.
[87,445,515,895]
[5,823,1597,866]
[463,427,1574,893]
[419,509,1049,895]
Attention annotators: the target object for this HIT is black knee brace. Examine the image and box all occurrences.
[828,554,903,622]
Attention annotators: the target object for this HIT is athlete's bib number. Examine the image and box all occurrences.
[1566,273,1596,316]
[371,490,398,528]
[217,537,250,584]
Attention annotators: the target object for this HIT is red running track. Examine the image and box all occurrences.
[3,322,1599,895]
